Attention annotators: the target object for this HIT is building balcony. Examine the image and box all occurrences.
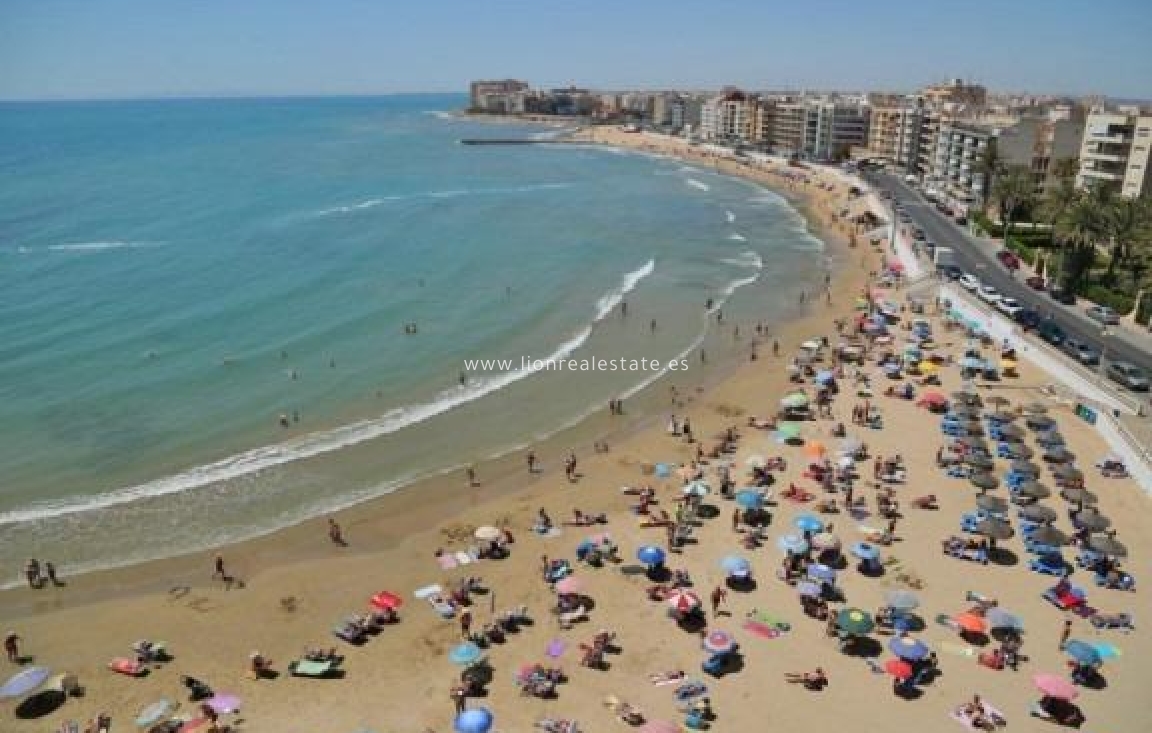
[1089,132,1132,144]
[1080,168,1124,182]
[1084,150,1128,163]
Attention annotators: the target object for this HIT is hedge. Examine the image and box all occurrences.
[1077,284,1134,315]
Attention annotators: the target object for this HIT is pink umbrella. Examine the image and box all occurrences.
[666,589,701,613]
[702,629,736,654]
[205,693,241,713]
[554,576,583,595]
[1033,673,1079,701]
[640,721,681,733]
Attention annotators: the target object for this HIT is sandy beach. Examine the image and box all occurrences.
[3,129,1149,733]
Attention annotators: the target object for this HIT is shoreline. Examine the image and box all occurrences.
[0,133,864,614]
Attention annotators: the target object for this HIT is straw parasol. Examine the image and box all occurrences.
[970,473,1000,491]
[1028,525,1068,547]
[1074,509,1111,532]
[1087,533,1127,557]
[976,495,1008,513]
[974,518,1014,540]
[1015,481,1051,499]
[1018,504,1057,523]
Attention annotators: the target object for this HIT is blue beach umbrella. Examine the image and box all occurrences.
[721,556,752,575]
[815,370,835,384]
[0,666,52,699]
[961,356,984,370]
[777,534,809,555]
[454,707,494,733]
[851,542,880,561]
[807,563,837,583]
[987,607,1024,631]
[888,636,931,661]
[449,642,483,666]
[1064,640,1102,666]
[794,514,824,533]
[637,545,666,566]
[796,580,822,597]
[735,490,763,510]
[683,480,711,497]
[654,463,673,478]
[885,590,920,611]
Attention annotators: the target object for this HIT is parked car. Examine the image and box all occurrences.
[912,229,926,241]
[1086,304,1120,325]
[940,265,963,281]
[1060,337,1101,365]
[995,297,1024,317]
[954,214,968,225]
[1048,286,1076,305]
[978,285,1001,304]
[1013,308,1041,330]
[958,273,981,291]
[1105,362,1150,391]
[1025,275,1046,290]
[996,250,1021,270]
[1037,320,1066,345]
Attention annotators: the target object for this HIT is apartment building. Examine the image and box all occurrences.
[700,90,756,142]
[866,100,925,170]
[993,116,1084,193]
[468,79,531,113]
[1077,107,1152,198]
[922,78,987,109]
[760,97,870,159]
[931,122,993,206]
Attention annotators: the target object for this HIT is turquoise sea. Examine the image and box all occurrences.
[0,95,830,583]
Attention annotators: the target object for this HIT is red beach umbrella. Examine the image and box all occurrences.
[953,612,987,634]
[666,589,701,613]
[884,658,913,680]
[370,591,403,610]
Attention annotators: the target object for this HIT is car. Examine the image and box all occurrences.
[898,213,912,223]
[1086,305,1120,325]
[1037,320,1066,345]
[996,250,1021,270]
[995,297,1023,317]
[904,174,917,184]
[958,273,981,291]
[1105,362,1150,391]
[1048,286,1076,305]
[1025,275,1046,290]
[978,285,1001,304]
[1013,308,1041,330]
[954,214,968,226]
[1060,337,1101,365]
[940,265,963,281]
[913,229,926,241]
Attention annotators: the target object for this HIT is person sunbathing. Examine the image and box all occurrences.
[784,668,827,690]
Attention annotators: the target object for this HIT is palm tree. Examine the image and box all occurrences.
[1039,175,1083,286]
[1103,195,1152,284]
[1056,191,1108,291]
[989,165,1036,250]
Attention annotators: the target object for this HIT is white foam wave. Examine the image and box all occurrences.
[685,178,710,191]
[595,259,655,321]
[721,251,763,270]
[313,183,572,217]
[727,233,747,242]
[423,111,456,120]
[726,211,736,223]
[44,241,165,252]
[0,327,595,527]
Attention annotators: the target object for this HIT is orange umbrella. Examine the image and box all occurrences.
[804,441,827,458]
[953,612,987,634]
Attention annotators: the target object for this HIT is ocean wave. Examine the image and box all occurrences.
[0,326,595,527]
[721,251,763,269]
[685,178,710,191]
[43,241,166,253]
[727,233,747,242]
[423,110,456,120]
[313,183,572,217]
[594,259,655,321]
[726,211,736,223]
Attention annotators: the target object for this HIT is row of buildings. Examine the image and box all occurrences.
[468,79,1152,209]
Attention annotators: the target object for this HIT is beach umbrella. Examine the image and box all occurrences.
[777,534,809,555]
[1074,510,1111,532]
[1052,464,1083,480]
[640,722,681,733]
[654,463,673,478]
[836,608,875,635]
[637,545,666,566]
[953,612,988,634]
[811,532,841,551]
[0,666,52,699]
[448,642,484,666]
[781,393,809,409]
[777,422,803,442]
[1087,534,1127,558]
[370,591,403,611]
[1036,432,1065,447]
[1029,525,1068,547]
[455,708,494,733]
[735,490,763,510]
[952,391,980,404]
[796,580,822,598]
[702,629,737,655]
[965,455,995,470]
[1011,460,1040,475]
[473,525,502,542]
[920,390,947,405]
[206,694,241,714]
[682,480,710,497]
[801,339,822,351]
[666,589,702,613]
[919,361,940,375]
[885,590,920,611]
[744,455,767,469]
[804,441,827,458]
[1015,481,1050,499]
[970,473,999,491]
[1024,402,1049,414]
[135,699,175,728]
[1033,673,1079,701]
[986,608,1024,631]
[850,542,880,561]
[1018,504,1057,524]
[1064,640,1102,666]
[883,659,913,680]
[837,455,855,470]
[1060,487,1097,504]
[555,576,583,595]
[794,514,824,533]
[961,356,984,370]
[807,563,837,583]
[1027,415,1056,430]
[889,636,931,661]
[815,370,836,384]
[720,556,752,576]
[973,518,1014,540]
[1044,448,1074,463]
[1092,642,1122,660]
[976,495,1008,513]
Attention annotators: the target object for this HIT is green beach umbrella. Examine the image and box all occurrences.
[777,422,803,441]
[782,393,809,409]
[836,607,875,635]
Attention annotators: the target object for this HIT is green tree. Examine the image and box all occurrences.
[1039,174,1082,287]
[977,138,1004,206]
[1103,195,1152,285]
[989,164,1037,251]
[1056,190,1108,291]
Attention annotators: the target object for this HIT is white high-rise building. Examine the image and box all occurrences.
[1077,107,1152,198]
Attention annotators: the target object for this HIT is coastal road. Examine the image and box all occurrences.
[866,170,1152,385]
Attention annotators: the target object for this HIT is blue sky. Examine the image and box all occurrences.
[1,0,1149,100]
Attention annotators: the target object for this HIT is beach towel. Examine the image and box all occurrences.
[649,671,685,686]
[742,620,782,639]
[950,702,1006,729]
[746,610,791,631]
[437,554,458,570]
[413,584,443,600]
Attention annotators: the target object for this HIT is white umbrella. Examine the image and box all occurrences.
[474,526,502,542]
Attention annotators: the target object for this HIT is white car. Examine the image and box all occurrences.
[978,285,1001,304]
[995,297,1023,317]
[958,274,981,291]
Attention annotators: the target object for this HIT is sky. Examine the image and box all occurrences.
[1,0,1150,101]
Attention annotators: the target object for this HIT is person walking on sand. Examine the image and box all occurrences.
[711,586,728,617]
[527,451,538,473]
[5,632,20,663]
[44,561,59,587]
[466,466,477,486]
[459,608,472,640]
[213,555,227,581]
[23,559,39,589]
[328,517,346,546]
[451,683,467,714]
[565,453,577,482]
[1059,618,1072,650]
[732,508,741,532]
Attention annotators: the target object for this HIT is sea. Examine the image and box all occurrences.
[0,94,832,585]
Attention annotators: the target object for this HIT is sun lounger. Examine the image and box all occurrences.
[289,659,337,677]
[1029,554,1067,576]
[535,718,579,733]
[1090,612,1133,631]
